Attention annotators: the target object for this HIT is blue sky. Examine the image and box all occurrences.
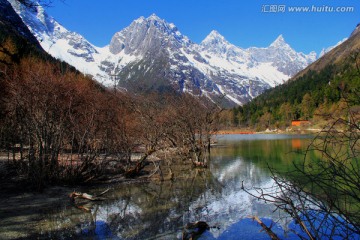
[47,0,360,55]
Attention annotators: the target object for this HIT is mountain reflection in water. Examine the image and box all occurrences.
[19,134,316,239]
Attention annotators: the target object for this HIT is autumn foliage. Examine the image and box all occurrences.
[0,57,220,189]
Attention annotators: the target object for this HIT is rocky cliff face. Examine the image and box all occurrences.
[109,14,191,56]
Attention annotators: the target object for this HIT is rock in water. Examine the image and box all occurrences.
[182,221,210,240]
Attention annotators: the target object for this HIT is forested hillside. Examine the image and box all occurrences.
[221,27,360,131]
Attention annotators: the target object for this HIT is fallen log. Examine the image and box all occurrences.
[252,216,280,240]
[69,188,110,202]
[75,203,93,212]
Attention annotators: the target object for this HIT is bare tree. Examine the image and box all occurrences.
[123,93,176,178]
[242,92,360,239]
[171,94,222,167]
[3,58,111,187]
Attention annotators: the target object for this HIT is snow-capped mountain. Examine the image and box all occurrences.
[248,35,316,77]
[7,0,115,84]
[109,14,192,56]
[8,0,317,106]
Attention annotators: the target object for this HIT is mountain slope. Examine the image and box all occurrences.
[293,26,360,79]
[7,0,117,85]
[0,0,40,46]
[0,0,46,65]
[9,0,317,106]
[232,24,360,129]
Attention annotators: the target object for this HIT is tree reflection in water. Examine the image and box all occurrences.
[27,135,317,239]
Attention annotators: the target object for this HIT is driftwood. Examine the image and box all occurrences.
[252,216,280,240]
[75,203,93,212]
[69,188,110,202]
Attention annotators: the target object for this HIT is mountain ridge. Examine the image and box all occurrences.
[8,1,318,106]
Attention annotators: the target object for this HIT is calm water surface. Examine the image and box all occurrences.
[2,134,315,239]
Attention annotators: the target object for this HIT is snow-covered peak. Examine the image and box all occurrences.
[269,34,289,49]
[134,16,145,24]
[199,30,246,59]
[109,13,191,55]
[147,13,161,21]
[203,30,226,42]
[201,30,230,48]
[307,51,317,61]
[144,14,182,35]
[246,34,316,78]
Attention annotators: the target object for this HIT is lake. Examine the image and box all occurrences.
[0,134,319,239]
